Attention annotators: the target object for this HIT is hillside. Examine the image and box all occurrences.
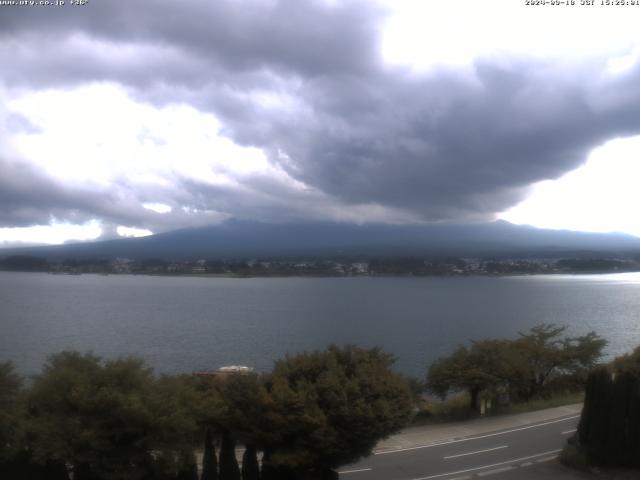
[2,220,640,260]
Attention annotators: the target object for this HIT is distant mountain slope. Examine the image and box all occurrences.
[3,220,640,260]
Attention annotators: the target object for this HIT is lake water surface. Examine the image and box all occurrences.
[1,272,639,378]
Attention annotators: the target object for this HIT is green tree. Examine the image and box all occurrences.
[611,345,640,377]
[241,445,259,480]
[0,361,22,459]
[260,345,412,478]
[218,432,240,480]
[513,324,606,400]
[0,361,32,479]
[577,346,640,468]
[151,374,201,453]
[215,373,267,445]
[206,372,269,480]
[26,352,157,479]
[201,428,218,480]
[26,352,200,480]
[146,450,179,480]
[176,450,199,480]
[427,340,515,410]
[427,325,607,410]
[189,375,227,480]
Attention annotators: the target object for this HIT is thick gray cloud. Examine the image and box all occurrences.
[0,153,224,231]
[2,0,640,233]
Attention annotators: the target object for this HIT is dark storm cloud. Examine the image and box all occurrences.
[2,0,640,229]
[0,154,226,231]
[212,59,640,220]
[0,156,108,227]
[0,0,383,84]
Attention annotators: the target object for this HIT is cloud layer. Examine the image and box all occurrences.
[2,0,640,237]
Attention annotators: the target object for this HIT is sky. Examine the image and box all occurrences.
[2,0,640,246]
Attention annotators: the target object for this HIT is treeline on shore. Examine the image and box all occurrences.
[3,254,640,277]
[1,325,635,480]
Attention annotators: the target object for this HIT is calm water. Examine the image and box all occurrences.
[1,272,639,378]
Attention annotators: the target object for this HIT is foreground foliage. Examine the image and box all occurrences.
[576,346,640,469]
[260,346,413,477]
[426,324,606,411]
[0,346,412,480]
[24,352,201,480]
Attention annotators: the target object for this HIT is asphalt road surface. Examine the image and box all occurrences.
[338,414,580,480]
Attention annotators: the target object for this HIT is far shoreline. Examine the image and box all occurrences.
[3,269,640,279]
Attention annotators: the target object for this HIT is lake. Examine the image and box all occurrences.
[1,271,639,378]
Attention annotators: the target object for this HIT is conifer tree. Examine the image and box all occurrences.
[219,432,241,480]
[577,347,640,468]
[579,367,612,464]
[42,460,71,480]
[241,444,259,480]
[259,451,276,480]
[201,428,218,480]
[176,450,198,480]
[148,450,179,480]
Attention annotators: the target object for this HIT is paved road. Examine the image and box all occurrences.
[338,411,581,480]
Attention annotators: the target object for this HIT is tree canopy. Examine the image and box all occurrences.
[611,345,640,378]
[427,340,517,409]
[577,345,640,468]
[1,345,415,480]
[26,352,201,480]
[427,324,607,409]
[260,345,413,475]
[513,324,607,399]
[0,361,23,462]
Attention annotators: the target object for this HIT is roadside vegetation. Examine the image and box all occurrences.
[0,324,619,479]
[412,390,586,426]
[422,324,606,419]
[562,345,640,474]
[0,346,412,480]
[504,391,584,414]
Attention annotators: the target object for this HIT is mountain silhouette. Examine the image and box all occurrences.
[3,220,640,260]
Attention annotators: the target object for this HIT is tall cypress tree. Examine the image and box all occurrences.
[201,428,218,480]
[259,451,276,480]
[609,373,631,465]
[579,366,610,463]
[578,348,640,468]
[148,450,179,480]
[628,375,640,468]
[0,452,63,480]
[73,462,97,480]
[219,432,241,480]
[42,460,70,480]
[176,450,198,480]
[241,444,259,480]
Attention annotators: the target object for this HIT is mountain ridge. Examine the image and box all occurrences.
[2,220,640,260]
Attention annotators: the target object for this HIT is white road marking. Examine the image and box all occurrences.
[477,466,515,477]
[561,429,577,435]
[338,468,372,474]
[375,415,579,455]
[535,455,559,463]
[444,445,508,460]
[408,449,562,480]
